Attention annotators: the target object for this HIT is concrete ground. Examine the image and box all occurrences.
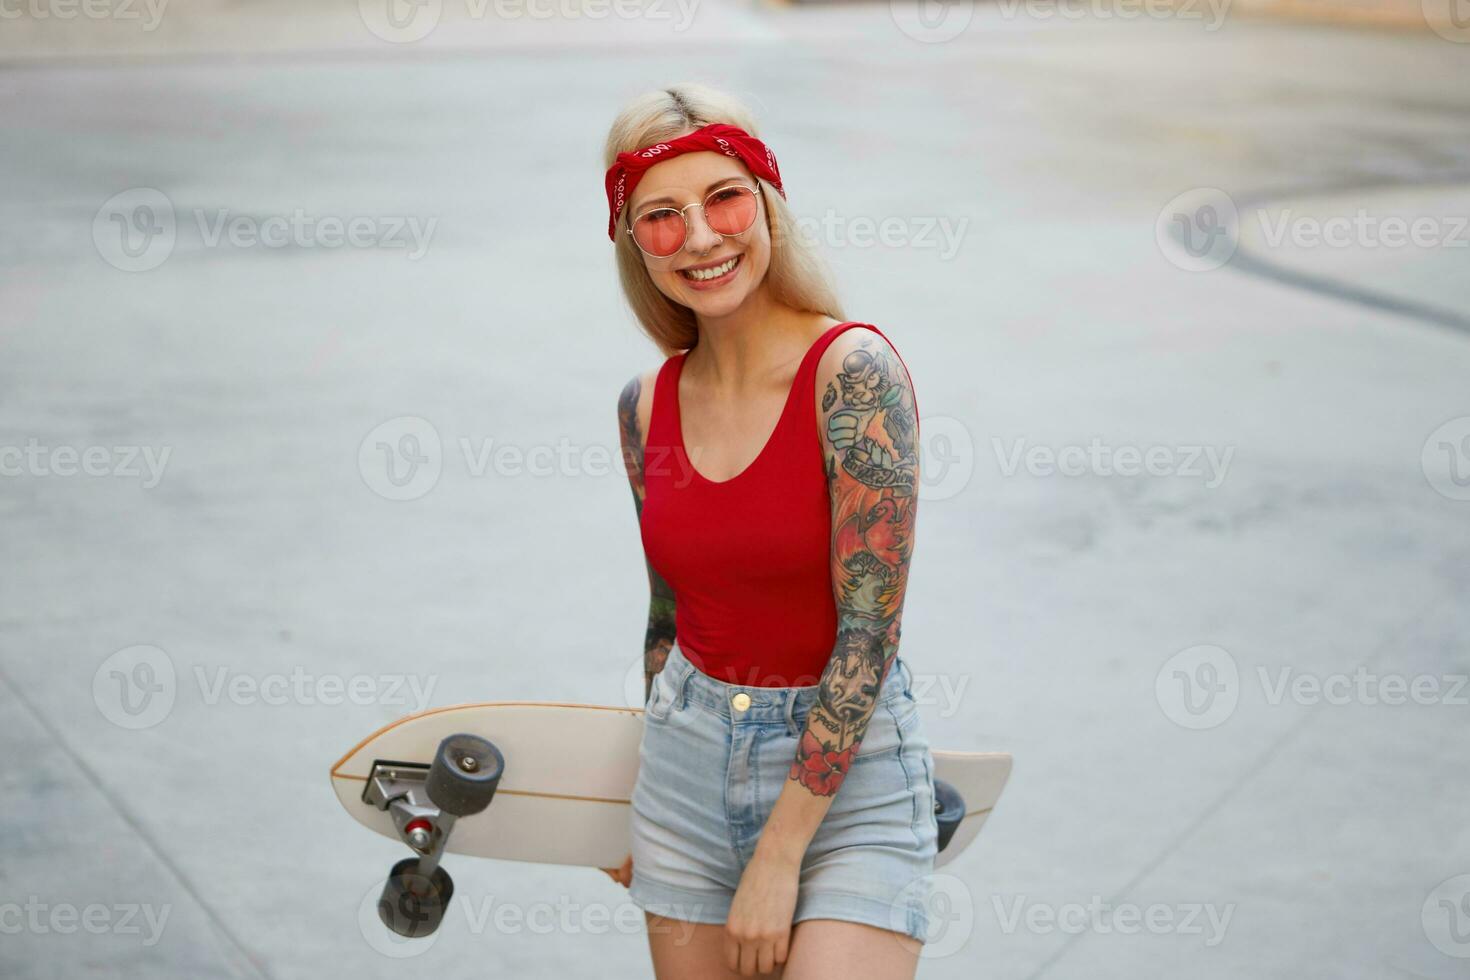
[2,4,1469,978]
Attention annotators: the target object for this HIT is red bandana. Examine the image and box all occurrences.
[605,122,786,241]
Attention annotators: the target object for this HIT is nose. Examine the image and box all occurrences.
[683,203,724,255]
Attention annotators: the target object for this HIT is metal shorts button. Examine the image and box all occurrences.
[731,692,751,712]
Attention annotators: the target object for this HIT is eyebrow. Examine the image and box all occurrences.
[632,177,745,213]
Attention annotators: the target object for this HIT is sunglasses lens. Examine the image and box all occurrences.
[705,186,758,236]
[629,186,759,257]
[632,210,686,257]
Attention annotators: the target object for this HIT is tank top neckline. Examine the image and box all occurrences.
[671,320,862,488]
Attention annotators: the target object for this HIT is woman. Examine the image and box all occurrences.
[603,82,937,979]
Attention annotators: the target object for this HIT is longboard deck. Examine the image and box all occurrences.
[331,701,1010,869]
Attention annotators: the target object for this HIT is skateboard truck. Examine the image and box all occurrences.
[363,733,505,938]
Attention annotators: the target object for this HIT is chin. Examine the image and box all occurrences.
[678,286,751,317]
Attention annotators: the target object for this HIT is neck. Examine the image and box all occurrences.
[687,290,835,390]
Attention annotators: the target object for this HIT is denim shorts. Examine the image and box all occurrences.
[629,641,939,944]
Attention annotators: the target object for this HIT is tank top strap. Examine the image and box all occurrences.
[647,322,917,471]
[645,351,685,455]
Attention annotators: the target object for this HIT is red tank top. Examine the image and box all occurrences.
[639,321,917,687]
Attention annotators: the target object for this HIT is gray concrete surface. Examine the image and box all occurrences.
[2,6,1469,979]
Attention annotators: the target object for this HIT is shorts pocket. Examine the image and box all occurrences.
[645,667,675,723]
[850,699,907,764]
[891,686,921,730]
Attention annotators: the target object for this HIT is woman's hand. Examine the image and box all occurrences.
[601,852,633,888]
[724,850,800,975]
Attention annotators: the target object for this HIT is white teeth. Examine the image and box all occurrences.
[682,256,739,281]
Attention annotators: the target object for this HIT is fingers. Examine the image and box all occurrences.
[725,935,785,975]
[757,941,775,975]
[602,854,634,888]
[742,942,758,976]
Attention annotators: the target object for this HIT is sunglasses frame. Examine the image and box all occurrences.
[623,183,763,257]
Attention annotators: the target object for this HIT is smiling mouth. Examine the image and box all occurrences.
[679,254,742,282]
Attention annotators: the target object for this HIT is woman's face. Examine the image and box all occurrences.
[625,150,770,319]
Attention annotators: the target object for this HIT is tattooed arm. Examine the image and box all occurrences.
[724,328,919,970]
[790,329,918,801]
[606,370,676,890]
[618,371,677,702]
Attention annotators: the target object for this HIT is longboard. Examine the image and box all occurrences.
[331,701,1010,873]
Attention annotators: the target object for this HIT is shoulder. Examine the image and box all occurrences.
[814,325,922,490]
[814,324,914,394]
[617,364,663,413]
[617,364,664,456]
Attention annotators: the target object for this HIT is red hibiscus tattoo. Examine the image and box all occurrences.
[789,730,857,796]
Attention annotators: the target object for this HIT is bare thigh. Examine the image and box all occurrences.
[782,919,920,980]
[645,913,785,980]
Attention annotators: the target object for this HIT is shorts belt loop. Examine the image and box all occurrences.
[784,691,797,737]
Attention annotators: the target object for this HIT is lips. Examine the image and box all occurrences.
[678,253,742,285]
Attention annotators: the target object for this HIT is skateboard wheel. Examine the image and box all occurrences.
[426,733,504,817]
[933,779,964,854]
[378,857,454,938]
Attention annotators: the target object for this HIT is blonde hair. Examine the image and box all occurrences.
[603,82,845,357]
